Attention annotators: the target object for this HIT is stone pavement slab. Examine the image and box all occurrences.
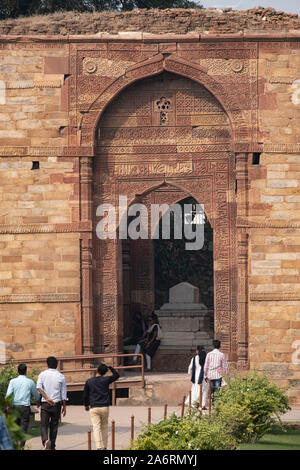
[26,405,300,451]
[26,405,180,450]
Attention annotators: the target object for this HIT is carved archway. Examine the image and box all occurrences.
[79,53,247,151]
[89,69,245,369]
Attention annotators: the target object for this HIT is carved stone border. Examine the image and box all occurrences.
[0,293,80,303]
[250,293,300,301]
[0,222,92,234]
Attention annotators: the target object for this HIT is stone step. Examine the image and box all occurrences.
[118,373,300,407]
[118,372,191,406]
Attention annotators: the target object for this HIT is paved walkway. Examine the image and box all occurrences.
[26,405,300,451]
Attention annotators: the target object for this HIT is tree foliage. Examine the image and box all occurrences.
[0,0,203,20]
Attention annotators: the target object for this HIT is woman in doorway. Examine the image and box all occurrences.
[124,311,145,346]
[133,315,163,371]
[185,345,208,409]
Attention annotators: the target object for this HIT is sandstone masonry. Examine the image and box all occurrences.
[0,9,299,404]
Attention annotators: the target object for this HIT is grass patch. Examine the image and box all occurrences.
[239,425,300,450]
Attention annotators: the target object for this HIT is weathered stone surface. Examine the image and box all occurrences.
[0,8,298,36]
[0,13,298,402]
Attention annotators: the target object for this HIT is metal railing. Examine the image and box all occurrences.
[1,352,145,405]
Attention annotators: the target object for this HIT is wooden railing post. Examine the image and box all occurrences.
[141,354,145,387]
[164,404,167,420]
[181,396,185,418]
[199,383,203,414]
[209,380,212,415]
[88,429,92,450]
[148,407,151,425]
[111,420,115,450]
[112,381,116,406]
[131,415,134,445]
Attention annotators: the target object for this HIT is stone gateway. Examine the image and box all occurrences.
[0,9,299,404]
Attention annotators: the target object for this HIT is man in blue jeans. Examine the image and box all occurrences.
[204,340,229,405]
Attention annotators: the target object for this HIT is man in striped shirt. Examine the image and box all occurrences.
[204,340,229,404]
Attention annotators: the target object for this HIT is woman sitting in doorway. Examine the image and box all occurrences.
[133,314,163,371]
[124,311,146,346]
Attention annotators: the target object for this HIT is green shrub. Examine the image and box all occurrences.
[214,372,290,443]
[0,362,40,402]
[0,362,41,449]
[129,372,290,450]
[129,412,237,450]
[0,395,26,449]
[0,362,19,402]
[213,400,254,444]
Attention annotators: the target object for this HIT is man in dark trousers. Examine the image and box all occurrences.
[5,363,40,449]
[84,363,119,450]
[36,356,67,450]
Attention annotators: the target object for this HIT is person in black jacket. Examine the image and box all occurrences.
[84,364,119,450]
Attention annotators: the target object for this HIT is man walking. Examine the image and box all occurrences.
[36,356,67,450]
[5,363,40,448]
[204,340,229,404]
[84,363,119,450]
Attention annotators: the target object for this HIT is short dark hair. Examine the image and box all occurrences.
[18,363,27,375]
[151,312,159,323]
[47,356,58,369]
[213,340,221,349]
[97,364,108,376]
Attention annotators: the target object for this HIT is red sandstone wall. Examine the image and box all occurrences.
[0,29,298,400]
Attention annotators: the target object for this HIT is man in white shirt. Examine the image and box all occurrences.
[37,356,67,450]
[204,340,229,404]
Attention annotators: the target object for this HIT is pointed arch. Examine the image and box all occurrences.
[80,53,244,149]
